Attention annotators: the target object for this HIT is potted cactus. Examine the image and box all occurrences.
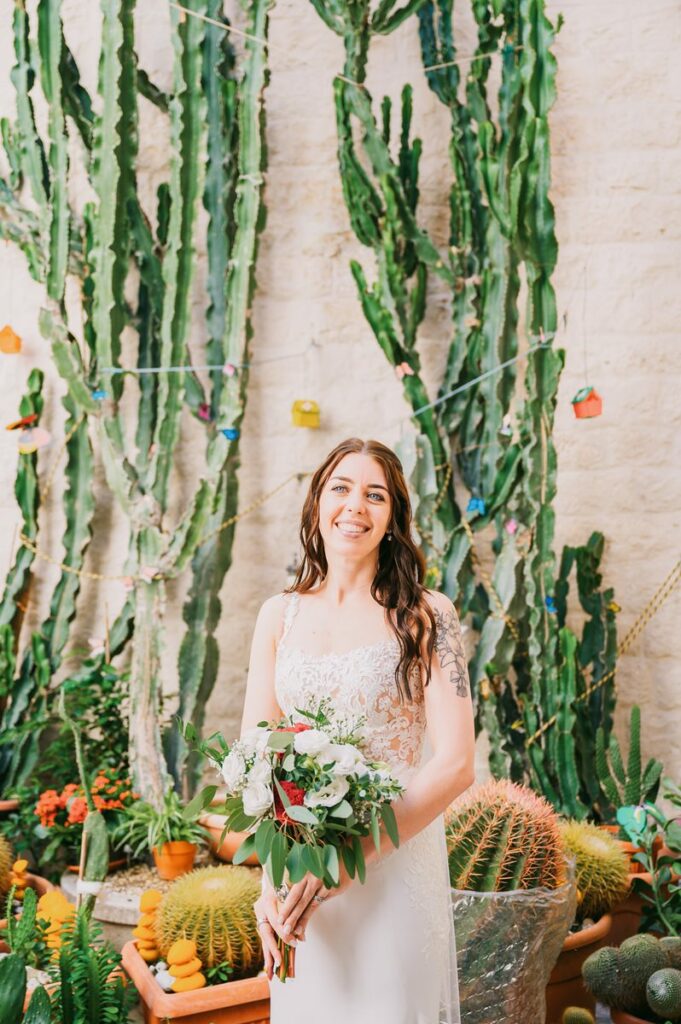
[546,820,630,1021]
[121,865,269,1023]
[582,933,681,1022]
[445,779,577,1024]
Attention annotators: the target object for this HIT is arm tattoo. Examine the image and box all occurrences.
[432,607,469,698]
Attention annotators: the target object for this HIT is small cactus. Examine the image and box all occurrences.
[559,820,630,920]
[646,967,681,1021]
[583,934,673,1018]
[446,779,567,891]
[661,937,681,970]
[561,1009,595,1024]
[0,836,13,895]
[155,865,262,975]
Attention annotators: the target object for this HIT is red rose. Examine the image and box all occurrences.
[275,723,311,734]
[274,779,307,824]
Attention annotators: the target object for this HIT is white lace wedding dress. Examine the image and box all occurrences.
[270,590,460,1024]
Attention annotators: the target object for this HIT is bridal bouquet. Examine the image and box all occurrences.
[181,699,404,979]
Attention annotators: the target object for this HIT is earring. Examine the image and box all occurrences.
[386,532,392,541]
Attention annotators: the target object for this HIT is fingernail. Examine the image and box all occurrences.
[277,914,283,924]
[283,923,291,933]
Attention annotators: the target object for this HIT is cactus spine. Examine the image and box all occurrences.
[446,779,566,891]
[0,0,272,805]
[155,866,262,974]
[583,934,675,1019]
[559,820,630,921]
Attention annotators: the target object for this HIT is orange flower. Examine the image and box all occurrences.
[66,796,88,824]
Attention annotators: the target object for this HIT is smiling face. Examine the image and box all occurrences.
[317,452,393,560]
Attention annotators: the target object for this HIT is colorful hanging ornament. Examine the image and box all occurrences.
[545,595,557,614]
[0,325,21,354]
[395,362,415,380]
[222,362,237,377]
[466,496,486,516]
[17,427,51,454]
[504,518,518,535]
[291,399,320,428]
[6,413,38,431]
[92,388,107,401]
[607,600,621,613]
[221,426,240,440]
[197,403,212,422]
[571,386,602,419]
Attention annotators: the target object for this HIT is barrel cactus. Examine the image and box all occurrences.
[445,779,567,891]
[583,934,673,1018]
[0,836,13,896]
[661,937,681,970]
[561,1009,595,1024]
[647,968,681,1021]
[155,865,262,975]
[559,820,630,920]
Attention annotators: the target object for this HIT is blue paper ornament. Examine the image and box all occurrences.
[545,596,557,614]
[221,427,240,441]
[466,496,486,516]
[92,388,107,401]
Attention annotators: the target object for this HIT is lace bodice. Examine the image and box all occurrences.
[274,591,427,783]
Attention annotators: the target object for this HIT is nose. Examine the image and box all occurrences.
[345,487,367,513]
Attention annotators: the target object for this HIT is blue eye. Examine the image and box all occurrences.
[331,484,384,501]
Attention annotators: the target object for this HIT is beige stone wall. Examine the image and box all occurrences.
[0,0,679,784]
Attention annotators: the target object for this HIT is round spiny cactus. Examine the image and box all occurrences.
[155,865,262,975]
[647,968,681,1021]
[559,820,630,920]
[0,836,13,896]
[445,779,567,892]
[661,937,681,970]
[561,1009,595,1024]
[583,936,671,1018]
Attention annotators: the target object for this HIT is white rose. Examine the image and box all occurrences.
[304,777,350,808]
[221,749,246,792]
[293,728,333,759]
[326,742,366,776]
[242,782,273,818]
[240,726,270,756]
[248,755,273,786]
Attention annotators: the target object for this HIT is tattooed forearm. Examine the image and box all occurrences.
[432,607,469,698]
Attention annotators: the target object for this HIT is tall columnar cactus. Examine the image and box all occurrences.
[0,0,272,805]
[308,0,619,820]
[445,778,566,891]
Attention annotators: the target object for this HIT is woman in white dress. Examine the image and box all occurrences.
[241,437,475,1024]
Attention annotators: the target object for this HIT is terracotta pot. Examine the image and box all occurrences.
[599,825,650,874]
[66,857,127,874]
[121,941,270,1024]
[545,913,612,1024]
[151,841,197,880]
[610,1011,656,1024]
[198,813,259,866]
[0,798,19,815]
[0,873,54,930]
[609,873,648,947]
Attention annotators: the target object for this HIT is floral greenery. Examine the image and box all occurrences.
[112,788,208,859]
[617,790,681,937]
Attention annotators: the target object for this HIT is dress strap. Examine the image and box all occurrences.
[279,591,300,646]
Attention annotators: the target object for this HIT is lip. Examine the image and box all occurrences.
[335,521,369,535]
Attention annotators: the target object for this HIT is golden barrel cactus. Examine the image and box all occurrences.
[559,820,630,920]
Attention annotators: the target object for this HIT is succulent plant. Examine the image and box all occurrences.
[446,779,566,892]
[155,865,262,975]
[0,836,13,896]
[583,934,674,1018]
[561,1009,595,1024]
[559,820,630,920]
[646,967,681,1021]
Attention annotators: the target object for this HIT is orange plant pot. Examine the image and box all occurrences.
[0,798,19,815]
[122,941,270,1024]
[198,813,259,866]
[151,841,197,880]
[0,873,54,930]
[545,913,612,1024]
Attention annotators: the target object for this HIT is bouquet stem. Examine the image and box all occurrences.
[276,936,296,981]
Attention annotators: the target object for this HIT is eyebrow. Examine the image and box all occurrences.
[330,475,389,492]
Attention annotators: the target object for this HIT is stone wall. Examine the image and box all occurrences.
[0,0,679,783]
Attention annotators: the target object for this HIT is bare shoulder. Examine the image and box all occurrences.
[255,592,289,642]
[421,588,459,629]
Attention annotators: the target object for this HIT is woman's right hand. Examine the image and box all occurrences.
[254,874,300,981]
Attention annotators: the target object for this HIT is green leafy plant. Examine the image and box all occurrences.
[617,803,681,938]
[112,788,207,859]
[0,951,51,1024]
[596,705,663,826]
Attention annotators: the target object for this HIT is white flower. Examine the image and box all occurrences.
[248,755,273,786]
[293,728,333,759]
[242,782,273,818]
[240,726,270,756]
[221,748,247,792]
[326,742,366,776]
[304,777,350,808]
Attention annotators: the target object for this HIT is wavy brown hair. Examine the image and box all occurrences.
[285,437,436,702]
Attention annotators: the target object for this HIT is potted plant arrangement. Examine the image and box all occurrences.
[547,819,631,1022]
[445,778,577,1024]
[582,933,681,1023]
[121,865,269,1024]
[113,789,208,881]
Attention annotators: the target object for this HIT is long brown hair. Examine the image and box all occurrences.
[285,437,436,702]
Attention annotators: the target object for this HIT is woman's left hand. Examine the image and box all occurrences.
[278,860,353,941]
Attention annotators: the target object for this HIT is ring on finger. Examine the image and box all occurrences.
[256,918,269,929]
[312,892,327,905]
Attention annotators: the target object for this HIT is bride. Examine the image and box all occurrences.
[241,437,475,1023]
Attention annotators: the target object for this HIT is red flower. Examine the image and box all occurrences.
[274,780,307,825]
[275,723,311,734]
